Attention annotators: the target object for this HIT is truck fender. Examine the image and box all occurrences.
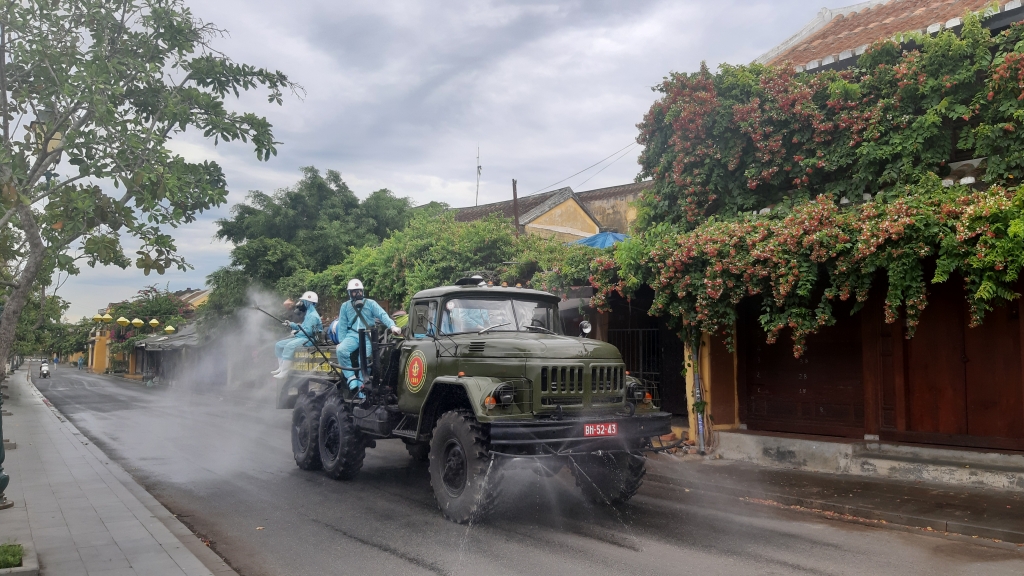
[416,377,507,437]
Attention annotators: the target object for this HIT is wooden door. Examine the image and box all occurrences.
[740,303,864,437]
[904,280,968,435]
[964,302,1023,438]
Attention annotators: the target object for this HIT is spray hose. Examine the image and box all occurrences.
[252,304,342,379]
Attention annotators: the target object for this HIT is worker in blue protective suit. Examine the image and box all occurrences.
[272,291,322,380]
[336,279,401,390]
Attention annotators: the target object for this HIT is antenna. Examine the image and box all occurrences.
[475,147,482,206]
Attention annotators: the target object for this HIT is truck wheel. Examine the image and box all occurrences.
[318,395,365,480]
[570,453,646,504]
[404,440,430,462]
[428,410,502,524]
[291,395,322,470]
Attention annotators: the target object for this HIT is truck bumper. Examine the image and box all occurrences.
[487,411,672,456]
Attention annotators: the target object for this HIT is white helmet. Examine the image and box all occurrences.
[347,279,364,291]
[300,291,318,304]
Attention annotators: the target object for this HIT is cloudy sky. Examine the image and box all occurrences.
[59,0,850,319]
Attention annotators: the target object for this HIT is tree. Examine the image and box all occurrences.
[0,0,298,379]
[48,317,91,359]
[107,285,189,355]
[206,167,412,318]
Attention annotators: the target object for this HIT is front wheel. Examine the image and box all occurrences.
[291,394,323,470]
[318,395,365,480]
[428,410,502,523]
[570,452,646,504]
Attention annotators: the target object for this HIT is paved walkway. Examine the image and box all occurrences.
[0,369,236,576]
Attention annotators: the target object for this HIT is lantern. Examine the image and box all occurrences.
[116,317,129,327]
[131,318,143,328]
[100,313,112,323]
[149,319,160,328]
[92,313,102,323]
[164,325,176,334]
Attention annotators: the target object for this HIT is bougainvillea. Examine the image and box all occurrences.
[595,13,1024,355]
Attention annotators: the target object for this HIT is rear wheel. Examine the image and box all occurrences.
[428,410,502,523]
[318,395,365,480]
[570,452,646,504]
[291,394,322,470]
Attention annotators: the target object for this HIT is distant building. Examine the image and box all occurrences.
[454,181,652,241]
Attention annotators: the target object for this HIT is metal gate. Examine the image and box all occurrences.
[607,329,660,387]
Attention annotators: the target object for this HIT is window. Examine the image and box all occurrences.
[513,300,563,334]
[438,297,564,335]
[411,300,437,339]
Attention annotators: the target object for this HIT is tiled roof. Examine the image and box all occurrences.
[453,188,564,223]
[760,0,1007,69]
[576,180,653,202]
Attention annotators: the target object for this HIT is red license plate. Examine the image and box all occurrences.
[583,422,618,437]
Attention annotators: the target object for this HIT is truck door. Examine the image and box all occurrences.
[397,299,439,414]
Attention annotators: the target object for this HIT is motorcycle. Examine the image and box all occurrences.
[39,363,50,379]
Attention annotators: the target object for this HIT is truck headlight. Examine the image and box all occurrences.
[492,383,514,407]
[626,382,645,402]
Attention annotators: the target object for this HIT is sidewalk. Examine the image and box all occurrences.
[646,453,1024,544]
[0,369,237,576]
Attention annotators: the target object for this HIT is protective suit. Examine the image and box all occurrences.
[272,291,322,379]
[336,279,400,389]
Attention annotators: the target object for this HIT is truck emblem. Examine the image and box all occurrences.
[406,350,427,392]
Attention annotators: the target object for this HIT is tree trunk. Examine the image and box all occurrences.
[0,204,47,383]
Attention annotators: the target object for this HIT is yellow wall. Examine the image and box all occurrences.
[526,198,600,240]
[90,332,110,373]
[684,331,741,442]
[582,193,642,234]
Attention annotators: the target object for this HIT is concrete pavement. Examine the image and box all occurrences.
[0,367,235,576]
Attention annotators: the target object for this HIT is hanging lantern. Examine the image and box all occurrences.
[149,319,160,327]
[131,318,144,328]
[100,313,112,323]
[164,325,176,334]
[116,317,129,327]
[92,313,102,323]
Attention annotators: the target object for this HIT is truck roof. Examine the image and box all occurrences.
[411,284,560,302]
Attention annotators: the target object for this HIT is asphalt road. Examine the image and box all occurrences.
[32,364,1024,576]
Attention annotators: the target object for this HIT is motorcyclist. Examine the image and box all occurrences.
[272,291,323,380]
[336,279,401,390]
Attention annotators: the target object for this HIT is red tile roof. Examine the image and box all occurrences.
[763,0,1001,68]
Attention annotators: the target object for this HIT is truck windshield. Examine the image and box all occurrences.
[440,298,563,335]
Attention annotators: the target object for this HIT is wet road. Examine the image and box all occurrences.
[34,364,1024,576]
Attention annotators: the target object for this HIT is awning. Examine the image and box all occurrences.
[573,231,628,249]
[136,324,198,351]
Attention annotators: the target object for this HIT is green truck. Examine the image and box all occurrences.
[285,279,673,523]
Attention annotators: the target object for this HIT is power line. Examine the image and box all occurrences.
[575,143,637,189]
[530,142,636,195]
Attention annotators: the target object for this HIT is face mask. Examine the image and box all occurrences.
[349,290,364,303]
[296,301,307,311]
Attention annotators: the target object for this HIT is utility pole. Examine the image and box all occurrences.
[512,179,520,238]
[475,147,481,206]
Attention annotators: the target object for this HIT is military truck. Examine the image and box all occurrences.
[286,279,673,523]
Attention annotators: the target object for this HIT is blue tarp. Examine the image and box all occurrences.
[573,231,628,249]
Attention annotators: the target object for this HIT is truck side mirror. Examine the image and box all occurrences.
[579,321,592,338]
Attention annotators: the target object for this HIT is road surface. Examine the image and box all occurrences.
[32,364,1024,576]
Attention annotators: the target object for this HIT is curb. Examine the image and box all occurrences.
[0,542,38,576]
[645,471,1024,544]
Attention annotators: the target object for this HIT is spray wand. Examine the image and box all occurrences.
[251,304,342,379]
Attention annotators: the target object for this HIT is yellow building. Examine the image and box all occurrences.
[454,181,652,240]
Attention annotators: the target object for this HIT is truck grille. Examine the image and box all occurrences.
[541,366,584,393]
[591,366,624,393]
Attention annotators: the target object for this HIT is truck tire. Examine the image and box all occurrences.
[404,439,430,462]
[570,453,646,504]
[318,395,365,480]
[291,394,322,470]
[428,410,502,524]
